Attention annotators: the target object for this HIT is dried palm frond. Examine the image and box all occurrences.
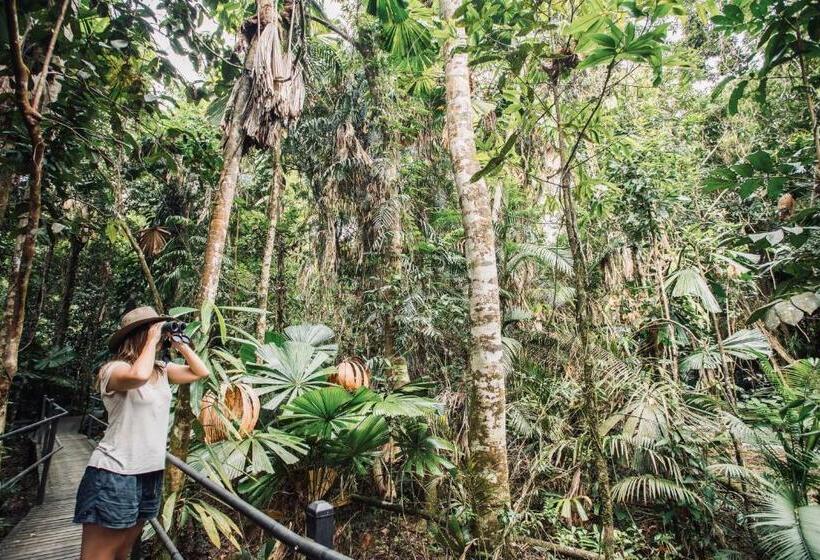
[244,0,307,147]
[137,226,170,257]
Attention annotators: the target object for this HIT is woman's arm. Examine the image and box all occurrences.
[106,322,164,391]
[166,341,210,385]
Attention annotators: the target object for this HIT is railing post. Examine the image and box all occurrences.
[38,397,48,446]
[305,500,335,550]
[36,410,59,504]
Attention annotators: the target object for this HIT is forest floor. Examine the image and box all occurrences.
[0,437,37,541]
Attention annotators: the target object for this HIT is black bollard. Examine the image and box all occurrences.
[305,500,335,549]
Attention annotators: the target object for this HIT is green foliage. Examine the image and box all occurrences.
[245,340,335,411]
[749,491,820,560]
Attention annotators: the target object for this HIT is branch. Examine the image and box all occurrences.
[31,0,71,111]
[349,494,442,523]
[4,0,37,122]
[304,0,358,50]
[516,537,605,560]
[306,14,358,49]
[560,60,615,177]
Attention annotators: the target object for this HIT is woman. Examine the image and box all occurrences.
[73,306,210,560]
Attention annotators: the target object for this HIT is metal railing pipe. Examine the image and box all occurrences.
[165,453,351,560]
[0,443,64,491]
[149,518,185,560]
[0,408,67,440]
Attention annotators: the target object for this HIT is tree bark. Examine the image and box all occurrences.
[0,0,68,437]
[441,0,510,546]
[53,235,85,348]
[255,135,284,340]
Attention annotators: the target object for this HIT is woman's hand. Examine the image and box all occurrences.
[106,322,165,392]
[146,321,164,350]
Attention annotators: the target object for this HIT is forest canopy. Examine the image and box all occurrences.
[0,0,819,558]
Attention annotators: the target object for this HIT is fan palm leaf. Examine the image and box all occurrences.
[749,491,820,560]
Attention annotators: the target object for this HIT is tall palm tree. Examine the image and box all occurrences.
[169,0,308,494]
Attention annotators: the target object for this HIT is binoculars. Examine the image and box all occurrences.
[161,321,191,346]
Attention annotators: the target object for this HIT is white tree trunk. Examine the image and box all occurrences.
[536,144,563,245]
[441,0,510,543]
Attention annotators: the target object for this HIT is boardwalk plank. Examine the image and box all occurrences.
[2,416,93,560]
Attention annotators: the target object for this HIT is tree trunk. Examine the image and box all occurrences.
[536,144,563,245]
[23,227,56,349]
[119,221,164,313]
[53,235,85,348]
[0,173,13,223]
[441,0,510,546]
[165,38,255,497]
[275,235,287,332]
[255,135,284,340]
[552,85,615,559]
[0,0,68,437]
[198,72,253,305]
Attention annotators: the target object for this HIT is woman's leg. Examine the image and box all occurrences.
[114,521,145,560]
[81,523,129,560]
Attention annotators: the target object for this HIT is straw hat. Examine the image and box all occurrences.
[108,306,173,352]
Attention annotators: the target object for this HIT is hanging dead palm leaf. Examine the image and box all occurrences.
[244,0,307,147]
[136,226,170,257]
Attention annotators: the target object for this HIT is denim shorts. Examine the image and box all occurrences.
[73,466,164,529]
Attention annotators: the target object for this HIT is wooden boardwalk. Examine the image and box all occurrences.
[2,416,93,560]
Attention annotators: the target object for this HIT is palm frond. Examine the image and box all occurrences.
[749,491,820,560]
[612,475,701,507]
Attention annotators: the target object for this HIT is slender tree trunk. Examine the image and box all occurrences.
[552,84,615,559]
[653,246,678,378]
[275,235,287,332]
[537,144,563,245]
[53,235,85,348]
[165,35,256,497]
[358,35,405,372]
[0,0,69,437]
[255,135,284,340]
[0,173,13,223]
[198,73,253,305]
[23,227,56,349]
[441,0,510,546]
[119,221,164,313]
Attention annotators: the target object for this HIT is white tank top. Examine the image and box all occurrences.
[87,360,172,474]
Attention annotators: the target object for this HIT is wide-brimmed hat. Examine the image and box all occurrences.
[108,306,173,352]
